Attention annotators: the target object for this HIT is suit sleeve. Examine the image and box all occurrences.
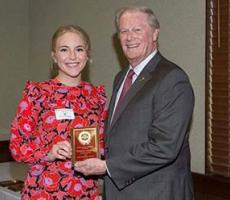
[106,68,194,189]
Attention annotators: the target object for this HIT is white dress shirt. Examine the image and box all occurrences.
[111,49,158,121]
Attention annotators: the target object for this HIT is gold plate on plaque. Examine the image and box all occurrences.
[71,127,100,162]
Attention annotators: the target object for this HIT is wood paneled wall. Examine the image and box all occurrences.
[0,140,14,163]
[193,173,230,200]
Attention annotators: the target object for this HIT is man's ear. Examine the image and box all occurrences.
[153,29,160,42]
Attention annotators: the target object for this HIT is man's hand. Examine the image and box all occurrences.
[74,158,107,176]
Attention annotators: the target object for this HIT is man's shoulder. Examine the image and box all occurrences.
[156,55,188,77]
[146,55,190,87]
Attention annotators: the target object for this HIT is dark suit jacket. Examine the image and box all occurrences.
[104,52,194,200]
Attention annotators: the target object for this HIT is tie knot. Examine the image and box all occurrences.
[127,69,135,79]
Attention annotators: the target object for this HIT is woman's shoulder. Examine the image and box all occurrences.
[25,79,54,88]
[82,81,106,104]
[23,79,54,97]
[82,81,105,92]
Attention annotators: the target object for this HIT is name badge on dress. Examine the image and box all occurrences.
[55,108,75,120]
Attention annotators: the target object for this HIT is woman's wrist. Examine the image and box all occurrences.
[47,152,55,161]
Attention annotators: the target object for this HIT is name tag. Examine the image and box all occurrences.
[55,108,75,120]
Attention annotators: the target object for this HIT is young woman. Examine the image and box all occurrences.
[10,25,106,200]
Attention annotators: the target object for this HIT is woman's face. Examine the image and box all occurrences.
[52,32,88,82]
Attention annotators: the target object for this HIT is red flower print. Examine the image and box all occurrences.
[56,98,66,107]
[18,118,34,136]
[60,176,72,190]
[31,190,52,200]
[26,82,41,98]
[71,116,88,128]
[9,144,17,158]
[18,99,32,115]
[81,178,94,188]
[55,191,66,200]
[82,84,92,97]
[68,179,84,196]
[74,97,89,115]
[42,111,58,129]
[53,135,64,145]
[87,113,98,126]
[57,161,72,175]
[26,176,37,187]
[56,122,68,133]
[67,89,80,101]
[39,171,60,192]
[31,164,45,176]
[56,87,69,94]
[20,143,35,157]
[41,131,54,143]
[46,163,57,172]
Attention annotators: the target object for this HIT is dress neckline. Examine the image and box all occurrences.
[51,78,86,88]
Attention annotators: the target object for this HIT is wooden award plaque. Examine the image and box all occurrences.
[71,127,100,162]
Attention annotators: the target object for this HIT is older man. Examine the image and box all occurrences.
[75,6,194,200]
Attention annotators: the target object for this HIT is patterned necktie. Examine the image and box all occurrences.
[115,69,135,112]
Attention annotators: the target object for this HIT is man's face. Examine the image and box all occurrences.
[118,11,159,67]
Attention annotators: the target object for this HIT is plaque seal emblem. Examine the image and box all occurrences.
[78,131,91,145]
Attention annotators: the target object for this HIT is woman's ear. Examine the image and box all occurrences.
[51,51,57,63]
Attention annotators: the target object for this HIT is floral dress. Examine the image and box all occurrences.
[10,79,107,200]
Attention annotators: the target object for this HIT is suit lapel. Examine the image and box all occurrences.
[108,52,162,130]
[106,69,128,126]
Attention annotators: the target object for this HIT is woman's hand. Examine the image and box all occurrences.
[47,140,72,161]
